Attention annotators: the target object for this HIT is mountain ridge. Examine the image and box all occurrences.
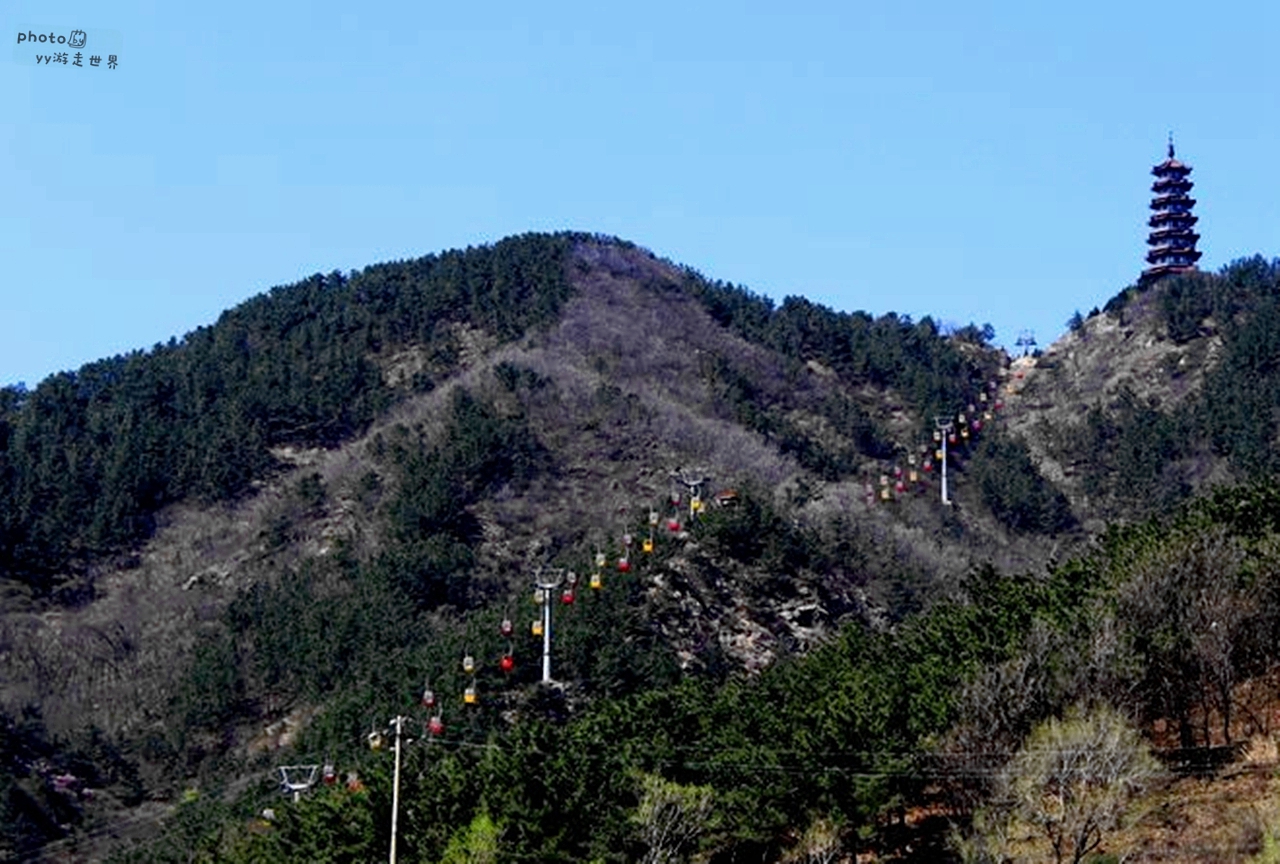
[9,236,1280,861]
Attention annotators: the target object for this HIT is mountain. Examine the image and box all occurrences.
[5,235,1280,862]
[1006,256,1280,527]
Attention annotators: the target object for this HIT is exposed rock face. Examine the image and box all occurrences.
[1003,283,1227,527]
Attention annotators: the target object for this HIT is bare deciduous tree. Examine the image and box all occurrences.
[974,706,1159,864]
[1117,525,1251,746]
[781,817,843,864]
[938,620,1065,815]
[632,773,715,864]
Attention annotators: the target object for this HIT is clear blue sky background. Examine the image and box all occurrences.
[2,0,1277,389]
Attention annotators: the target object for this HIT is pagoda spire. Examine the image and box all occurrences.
[1141,135,1202,283]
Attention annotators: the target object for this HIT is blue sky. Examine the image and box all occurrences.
[3,0,1278,388]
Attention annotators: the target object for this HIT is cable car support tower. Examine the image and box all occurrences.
[670,468,709,520]
[934,416,954,506]
[388,715,406,864]
[533,567,570,684]
[276,764,319,804]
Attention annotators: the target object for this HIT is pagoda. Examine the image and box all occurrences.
[1141,135,1202,282]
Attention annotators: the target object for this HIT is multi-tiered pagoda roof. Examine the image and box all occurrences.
[1142,136,1202,282]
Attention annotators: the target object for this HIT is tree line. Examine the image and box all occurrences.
[1069,256,1280,520]
[0,233,577,595]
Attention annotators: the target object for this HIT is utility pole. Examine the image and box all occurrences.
[934,417,954,506]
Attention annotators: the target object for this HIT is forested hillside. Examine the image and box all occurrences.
[1008,255,1280,526]
[0,233,573,597]
[8,235,1280,862]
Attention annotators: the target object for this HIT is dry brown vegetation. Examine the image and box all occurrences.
[1004,292,1231,531]
[16,240,1273,863]
[0,241,1085,761]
